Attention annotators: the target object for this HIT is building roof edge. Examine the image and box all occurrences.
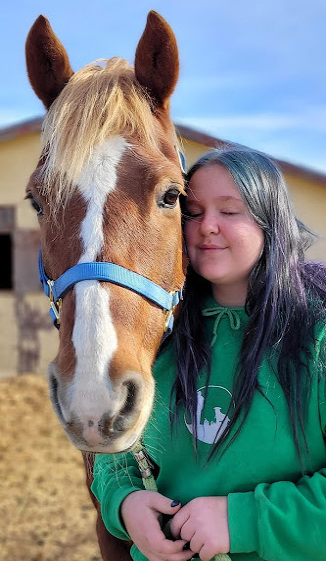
[1,117,325,185]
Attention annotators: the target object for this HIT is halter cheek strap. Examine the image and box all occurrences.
[38,251,182,334]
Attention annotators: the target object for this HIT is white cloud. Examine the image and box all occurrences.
[175,111,326,174]
[175,107,326,134]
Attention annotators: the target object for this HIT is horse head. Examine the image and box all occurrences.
[25,12,185,454]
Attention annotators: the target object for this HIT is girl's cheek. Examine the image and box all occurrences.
[184,224,192,240]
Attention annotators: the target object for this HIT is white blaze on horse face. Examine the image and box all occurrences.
[78,136,128,261]
[71,137,128,438]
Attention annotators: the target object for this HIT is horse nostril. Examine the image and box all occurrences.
[113,380,140,432]
[98,413,114,436]
[49,372,58,396]
[120,381,138,417]
[48,372,66,425]
[99,380,139,435]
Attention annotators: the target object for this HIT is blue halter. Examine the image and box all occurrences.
[39,251,182,333]
[39,148,186,334]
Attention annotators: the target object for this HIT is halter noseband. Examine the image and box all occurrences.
[39,251,182,334]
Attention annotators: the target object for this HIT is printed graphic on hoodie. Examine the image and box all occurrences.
[185,385,234,444]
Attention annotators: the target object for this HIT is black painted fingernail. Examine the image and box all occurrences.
[183,542,190,550]
[171,500,180,507]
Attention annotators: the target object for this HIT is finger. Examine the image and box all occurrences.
[189,535,204,557]
[179,519,196,543]
[156,537,190,554]
[148,492,182,516]
[199,543,219,561]
[169,508,190,538]
[157,539,195,561]
[149,521,175,545]
[170,550,196,561]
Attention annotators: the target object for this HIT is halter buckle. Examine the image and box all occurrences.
[163,292,179,333]
[47,280,62,325]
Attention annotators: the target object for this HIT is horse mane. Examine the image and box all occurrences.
[40,57,165,208]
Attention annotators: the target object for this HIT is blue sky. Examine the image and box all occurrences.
[1,0,325,173]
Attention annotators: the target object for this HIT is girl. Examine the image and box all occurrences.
[91,148,326,561]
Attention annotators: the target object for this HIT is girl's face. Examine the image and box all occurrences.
[185,164,264,306]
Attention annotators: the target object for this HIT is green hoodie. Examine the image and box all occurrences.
[92,297,326,561]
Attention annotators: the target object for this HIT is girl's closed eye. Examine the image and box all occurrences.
[219,202,246,216]
[184,207,203,219]
[187,212,203,219]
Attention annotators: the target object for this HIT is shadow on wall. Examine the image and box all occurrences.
[15,295,53,374]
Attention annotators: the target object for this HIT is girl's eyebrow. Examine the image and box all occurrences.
[221,194,242,199]
[186,195,244,205]
[216,195,244,203]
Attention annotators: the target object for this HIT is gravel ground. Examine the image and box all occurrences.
[0,374,101,561]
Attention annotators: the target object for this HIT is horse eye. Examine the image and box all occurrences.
[161,188,180,208]
[26,192,43,216]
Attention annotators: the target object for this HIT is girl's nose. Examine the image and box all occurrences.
[200,212,220,236]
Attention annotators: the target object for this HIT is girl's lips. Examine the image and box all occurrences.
[199,245,226,250]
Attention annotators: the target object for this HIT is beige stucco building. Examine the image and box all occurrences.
[0,117,325,377]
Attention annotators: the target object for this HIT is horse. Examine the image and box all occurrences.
[25,11,185,560]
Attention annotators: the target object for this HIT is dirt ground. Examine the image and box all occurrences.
[0,374,102,561]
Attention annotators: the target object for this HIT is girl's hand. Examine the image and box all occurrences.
[121,490,195,561]
[169,496,230,561]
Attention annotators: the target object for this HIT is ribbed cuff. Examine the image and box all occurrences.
[96,482,143,541]
[228,491,259,554]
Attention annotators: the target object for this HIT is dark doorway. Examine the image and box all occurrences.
[0,234,13,289]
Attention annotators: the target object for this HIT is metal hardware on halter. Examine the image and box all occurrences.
[132,441,157,489]
[163,292,180,333]
[47,280,63,325]
[177,149,187,174]
[175,146,187,174]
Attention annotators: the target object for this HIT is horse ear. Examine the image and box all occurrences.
[25,15,74,109]
[134,11,179,109]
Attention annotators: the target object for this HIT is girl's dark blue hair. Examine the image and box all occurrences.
[171,147,326,465]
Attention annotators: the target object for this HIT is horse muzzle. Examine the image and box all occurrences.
[47,362,154,453]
